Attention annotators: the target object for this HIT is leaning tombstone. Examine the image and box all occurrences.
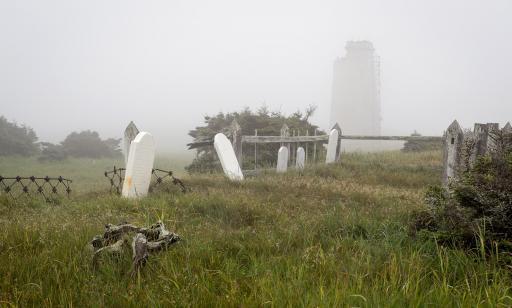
[276,146,289,173]
[122,132,155,198]
[442,120,464,185]
[214,133,244,181]
[123,121,140,165]
[325,129,339,164]
[296,147,305,170]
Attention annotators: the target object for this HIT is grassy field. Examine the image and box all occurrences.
[1,151,511,307]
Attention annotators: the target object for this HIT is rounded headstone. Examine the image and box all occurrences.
[276,146,289,173]
[214,133,244,181]
[326,129,339,164]
[122,132,155,198]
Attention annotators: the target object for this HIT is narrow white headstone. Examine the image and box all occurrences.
[123,121,140,165]
[325,129,339,164]
[214,133,244,181]
[276,146,289,173]
[296,147,305,170]
[122,132,155,198]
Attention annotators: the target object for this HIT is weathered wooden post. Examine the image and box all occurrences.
[503,122,512,133]
[332,123,342,161]
[485,123,499,152]
[294,129,299,165]
[442,120,464,185]
[471,123,500,165]
[230,119,242,166]
[305,129,309,163]
[254,129,258,170]
[313,128,317,163]
[281,124,290,163]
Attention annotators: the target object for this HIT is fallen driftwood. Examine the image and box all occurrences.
[88,221,180,275]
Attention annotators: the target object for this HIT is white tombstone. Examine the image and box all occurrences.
[325,129,339,164]
[276,146,289,173]
[296,147,305,170]
[214,133,244,181]
[122,132,155,198]
[123,121,140,165]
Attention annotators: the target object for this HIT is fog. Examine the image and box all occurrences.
[1,0,511,152]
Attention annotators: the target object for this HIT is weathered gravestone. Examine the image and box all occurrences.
[296,147,305,170]
[276,146,289,173]
[123,121,140,165]
[325,129,339,164]
[122,132,156,198]
[214,133,244,181]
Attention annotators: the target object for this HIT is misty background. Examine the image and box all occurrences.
[1,0,511,153]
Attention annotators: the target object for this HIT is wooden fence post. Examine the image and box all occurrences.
[443,120,464,185]
[332,123,342,161]
[471,123,499,165]
[281,124,290,164]
[503,122,512,133]
[305,129,309,163]
[313,128,317,162]
[254,129,258,170]
[230,119,242,166]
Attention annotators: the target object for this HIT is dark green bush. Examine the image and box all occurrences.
[411,130,512,247]
[0,116,39,156]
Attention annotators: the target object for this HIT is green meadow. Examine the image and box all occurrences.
[1,151,511,307]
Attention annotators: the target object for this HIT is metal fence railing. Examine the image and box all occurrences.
[104,166,188,194]
[0,176,72,202]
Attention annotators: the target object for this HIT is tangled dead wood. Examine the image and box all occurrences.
[88,221,181,275]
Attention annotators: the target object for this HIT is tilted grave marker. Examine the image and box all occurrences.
[123,121,140,165]
[325,129,339,164]
[122,132,156,198]
[296,147,305,170]
[214,133,244,181]
[276,146,289,173]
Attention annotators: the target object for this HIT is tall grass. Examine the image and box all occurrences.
[0,150,511,306]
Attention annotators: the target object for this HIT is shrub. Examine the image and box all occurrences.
[38,142,68,162]
[411,129,512,247]
[61,131,121,158]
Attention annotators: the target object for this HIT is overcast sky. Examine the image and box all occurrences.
[1,0,511,151]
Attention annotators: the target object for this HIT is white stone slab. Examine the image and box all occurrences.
[276,146,289,173]
[122,132,155,198]
[296,147,305,170]
[325,129,339,164]
[214,133,244,181]
[123,121,140,165]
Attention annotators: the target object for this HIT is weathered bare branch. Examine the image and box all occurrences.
[131,233,148,275]
[88,221,181,274]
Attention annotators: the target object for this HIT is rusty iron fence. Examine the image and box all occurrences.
[0,175,72,202]
[104,167,188,194]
